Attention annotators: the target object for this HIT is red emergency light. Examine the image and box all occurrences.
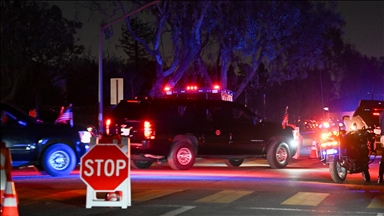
[163,85,233,101]
[186,86,198,90]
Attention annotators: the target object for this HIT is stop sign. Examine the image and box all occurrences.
[80,144,129,191]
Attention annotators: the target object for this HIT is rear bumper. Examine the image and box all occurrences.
[130,139,172,157]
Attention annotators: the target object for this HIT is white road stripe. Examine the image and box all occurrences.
[159,206,196,216]
[238,206,382,215]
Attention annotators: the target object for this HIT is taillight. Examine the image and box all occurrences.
[144,121,155,139]
[105,119,111,135]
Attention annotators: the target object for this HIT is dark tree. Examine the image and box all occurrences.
[117,17,156,98]
[1,0,84,109]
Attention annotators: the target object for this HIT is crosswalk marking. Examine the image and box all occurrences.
[281,192,329,206]
[18,188,383,211]
[159,206,196,216]
[133,189,183,201]
[367,195,384,209]
[194,190,253,203]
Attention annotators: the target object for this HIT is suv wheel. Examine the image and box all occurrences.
[41,144,77,177]
[267,139,290,169]
[224,158,244,167]
[131,160,153,169]
[168,142,195,170]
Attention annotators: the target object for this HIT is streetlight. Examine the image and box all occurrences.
[98,1,161,133]
[323,106,329,120]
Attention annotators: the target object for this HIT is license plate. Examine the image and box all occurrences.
[326,154,334,161]
[326,149,336,154]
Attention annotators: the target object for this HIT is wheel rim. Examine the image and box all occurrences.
[48,150,70,170]
[176,147,192,166]
[336,161,347,179]
[276,145,288,163]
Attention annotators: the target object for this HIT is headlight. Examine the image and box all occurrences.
[321,132,331,140]
[323,122,330,128]
[290,139,298,147]
[79,131,92,143]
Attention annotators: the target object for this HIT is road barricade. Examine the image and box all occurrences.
[1,143,6,205]
[309,139,318,159]
[1,141,19,216]
[80,135,131,209]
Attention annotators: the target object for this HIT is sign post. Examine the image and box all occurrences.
[80,137,131,208]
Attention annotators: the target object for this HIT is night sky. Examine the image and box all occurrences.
[55,1,384,58]
[336,1,384,58]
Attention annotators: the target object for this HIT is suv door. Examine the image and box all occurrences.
[1,107,38,167]
[230,105,265,155]
[199,103,233,156]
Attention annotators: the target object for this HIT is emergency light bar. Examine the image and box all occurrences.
[164,85,234,102]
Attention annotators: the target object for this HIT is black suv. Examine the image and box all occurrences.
[104,97,298,170]
[1,102,96,176]
[352,100,384,127]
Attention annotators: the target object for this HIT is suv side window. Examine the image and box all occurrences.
[155,104,206,132]
[232,107,254,125]
[208,105,233,125]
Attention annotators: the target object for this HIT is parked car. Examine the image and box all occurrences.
[1,102,96,177]
[103,95,298,170]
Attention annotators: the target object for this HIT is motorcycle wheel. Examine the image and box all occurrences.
[329,159,347,183]
[362,169,370,182]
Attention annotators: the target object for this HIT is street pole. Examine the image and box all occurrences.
[319,70,324,120]
[98,1,161,133]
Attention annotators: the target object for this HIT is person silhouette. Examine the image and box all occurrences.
[378,110,384,184]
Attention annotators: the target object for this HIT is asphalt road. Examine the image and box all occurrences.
[4,129,383,216]
[10,154,384,216]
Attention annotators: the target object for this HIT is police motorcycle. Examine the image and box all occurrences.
[319,116,376,183]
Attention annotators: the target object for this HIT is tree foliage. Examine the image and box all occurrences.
[107,1,343,100]
[0,0,83,106]
[117,17,153,65]
[116,17,156,98]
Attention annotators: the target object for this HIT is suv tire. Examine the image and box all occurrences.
[168,142,195,170]
[41,144,77,177]
[224,158,244,167]
[131,160,153,169]
[267,139,290,169]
